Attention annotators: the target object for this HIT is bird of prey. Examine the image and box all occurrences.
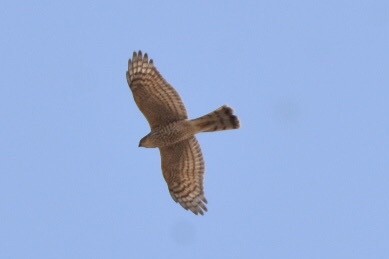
[126,51,240,215]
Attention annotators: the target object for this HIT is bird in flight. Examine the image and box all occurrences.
[126,51,240,215]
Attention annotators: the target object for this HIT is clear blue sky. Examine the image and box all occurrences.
[1,0,388,258]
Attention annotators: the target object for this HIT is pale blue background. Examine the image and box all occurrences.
[1,0,388,258]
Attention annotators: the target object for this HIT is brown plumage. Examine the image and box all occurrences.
[126,51,240,215]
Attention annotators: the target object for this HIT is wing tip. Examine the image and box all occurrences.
[127,50,155,85]
[170,191,208,216]
[128,50,154,70]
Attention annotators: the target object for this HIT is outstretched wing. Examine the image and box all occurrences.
[126,51,187,129]
[160,137,207,215]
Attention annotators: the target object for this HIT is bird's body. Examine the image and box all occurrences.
[139,120,196,148]
[140,106,239,148]
[126,51,240,215]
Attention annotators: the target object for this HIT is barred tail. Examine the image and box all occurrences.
[191,105,240,133]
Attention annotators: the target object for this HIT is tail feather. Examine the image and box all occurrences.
[191,105,240,133]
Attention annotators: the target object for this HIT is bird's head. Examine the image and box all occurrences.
[138,134,155,148]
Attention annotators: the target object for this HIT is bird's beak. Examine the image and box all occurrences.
[138,143,142,147]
